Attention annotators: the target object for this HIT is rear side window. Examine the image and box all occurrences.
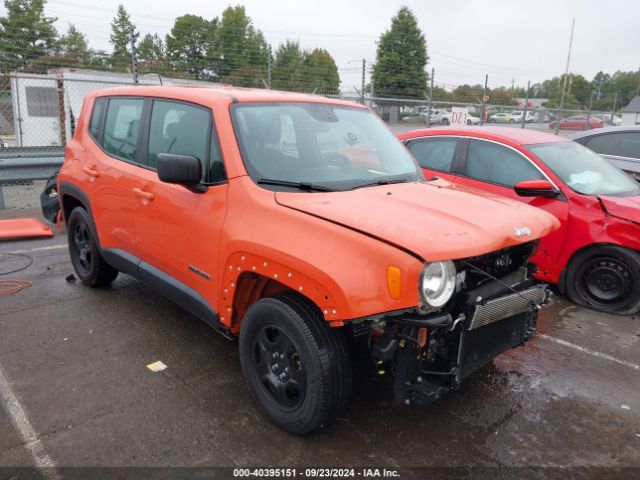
[102,98,144,162]
[465,139,544,187]
[89,98,105,139]
[407,137,458,172]
[585,132,640,159]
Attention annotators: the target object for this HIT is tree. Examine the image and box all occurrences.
[137,33,164,72]
[110,4,138,69]
[372,7,428,99]
[215,5,268,83]
[592,71,611,100]
[58,24,89,64]
[566,74,591,106]
[302,48,339,94]
[272,40,306,91]
[165,15,216,79]
[87,49,110,69]
[0,0,57,70]
[450,84,483,103]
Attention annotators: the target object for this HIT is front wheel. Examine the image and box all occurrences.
[441,118,449,125]
[67,206,118,287]
[239,293,352,434]
[565,245,640,315]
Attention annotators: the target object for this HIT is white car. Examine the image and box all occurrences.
[419,108,452,125]
[510,111,535,123]
[593,114,622,126]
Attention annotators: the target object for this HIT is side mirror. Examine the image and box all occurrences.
[514,179,560,198]
[157,153,206,191]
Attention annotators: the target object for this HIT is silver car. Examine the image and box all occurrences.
[569,126,640,180]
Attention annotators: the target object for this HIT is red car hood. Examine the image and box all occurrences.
[599,195,640,223]
[275,182,560,261]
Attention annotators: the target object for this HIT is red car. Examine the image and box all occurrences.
[399,127,640,315]
[549,114,604,130]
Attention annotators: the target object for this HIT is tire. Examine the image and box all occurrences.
[565,245,640,316]
[67,206,118,287]
[442,118,449,125]
[509,119,515,124]
[467,119,472,125]
[488,119,495,124]
[239,292,352,434]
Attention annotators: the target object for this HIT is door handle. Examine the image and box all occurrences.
[133,187,155,201]
[82,166,100,177]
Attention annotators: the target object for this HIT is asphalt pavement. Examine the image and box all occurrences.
[1,207,639,479]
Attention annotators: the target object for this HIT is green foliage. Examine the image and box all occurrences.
[488,86,517,106]
[86,49,110,69]
[137,33,164,72]
[110,4,138,69]
[272,40,305,91]
[57,24,89,64]
[165,14,215,79]
[372,7,428,99]
[271,41,340,94]
[216,5,267,84]
[0,0,57,70]
[302,48,339,94]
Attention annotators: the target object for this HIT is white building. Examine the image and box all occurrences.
[9,69,218,147]
[621,96,640,126]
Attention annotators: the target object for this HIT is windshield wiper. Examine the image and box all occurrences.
[257,178,335,192]
[350,177,410,190]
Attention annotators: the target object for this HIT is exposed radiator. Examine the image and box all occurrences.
[468,285,547,330]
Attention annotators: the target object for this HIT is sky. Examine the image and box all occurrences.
[5,0,639,94]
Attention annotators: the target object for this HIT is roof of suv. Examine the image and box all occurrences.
[89,84,364,109]
[399,126,568,146]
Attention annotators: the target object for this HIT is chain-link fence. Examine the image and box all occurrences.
[0,67,625,210]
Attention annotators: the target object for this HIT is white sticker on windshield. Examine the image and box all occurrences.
[568,171,602,195]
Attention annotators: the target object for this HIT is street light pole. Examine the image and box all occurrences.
[555,18,575,135]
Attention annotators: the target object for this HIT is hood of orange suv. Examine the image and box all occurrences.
[275,181,560,261]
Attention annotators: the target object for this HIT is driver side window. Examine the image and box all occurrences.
[465,139,544,187]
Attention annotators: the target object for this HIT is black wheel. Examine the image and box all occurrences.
[442,118,449,125]
[509,118,515,124]
[566,245,640,315]
[488,118,495,123]
[67,206,118,287]
[467,119,472,125]
[239,293,352,434]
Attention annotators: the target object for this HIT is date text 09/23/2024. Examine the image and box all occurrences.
[233,468,400,478]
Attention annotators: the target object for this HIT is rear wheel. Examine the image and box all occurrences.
[67,206,118,287]
[565,245,640,315]
[442,118,449,125]
[239,293,352,434]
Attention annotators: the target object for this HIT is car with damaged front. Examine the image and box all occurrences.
[58,86,558,434]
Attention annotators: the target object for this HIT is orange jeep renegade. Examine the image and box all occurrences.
[58,86,558,433]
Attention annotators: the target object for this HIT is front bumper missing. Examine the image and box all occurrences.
[468,285,548,330]
[372,283,550,407]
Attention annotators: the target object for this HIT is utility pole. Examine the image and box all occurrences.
[427,67,434,127]
[555,18,575,135]
[521,80,530,129]
[267,44,272,89]
[480,74,488,126]
[361,58,366,104]
[585,90,594,128]
[129,26,138,85]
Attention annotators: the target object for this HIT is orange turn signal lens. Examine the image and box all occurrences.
[387,266,402,300]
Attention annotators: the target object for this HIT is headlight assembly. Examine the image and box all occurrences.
[419,261,456,311]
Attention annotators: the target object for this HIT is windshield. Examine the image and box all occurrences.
[231,103,423,191]
[528,141,640,197]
